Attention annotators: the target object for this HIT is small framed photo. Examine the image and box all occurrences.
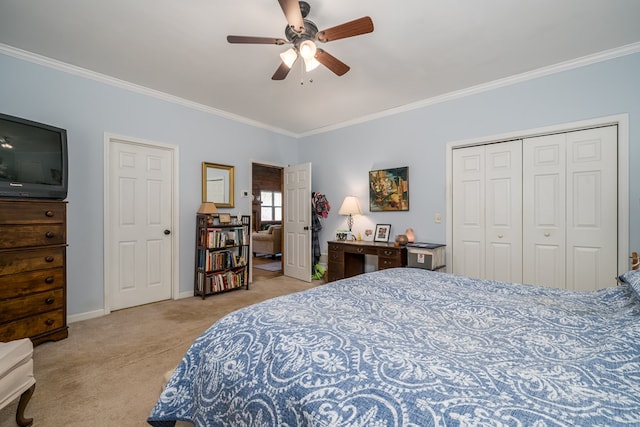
[218,213,231,224]
[374,224,391,242]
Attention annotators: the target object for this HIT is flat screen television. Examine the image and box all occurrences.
[0,113,68,200]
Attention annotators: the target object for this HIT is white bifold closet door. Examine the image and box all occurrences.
[523,126,618,291]
[452,140,523,283]
[452,125,617,291]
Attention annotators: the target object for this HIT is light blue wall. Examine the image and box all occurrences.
[2,50,639,319]
[0,53,298,317]
[300,53,640,260]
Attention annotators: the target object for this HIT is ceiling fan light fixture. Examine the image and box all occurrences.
[299,40,317,60]
[280,48,298,68]
[304,56,320,72]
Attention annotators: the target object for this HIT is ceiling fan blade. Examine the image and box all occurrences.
[278,0,305,33]
[227,35,286,45]
[315,49,350,76]
[317,16,374,42]
[272,61,293,80]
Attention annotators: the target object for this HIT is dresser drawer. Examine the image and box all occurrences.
[0,309,65,342]
[0,247,65,275]
[0,268,65,299]
[0,289,64,323]
[0,200,66,225]
[0,224,66,249]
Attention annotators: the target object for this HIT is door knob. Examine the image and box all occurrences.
[303,226,309,230]
[164,229,171,235]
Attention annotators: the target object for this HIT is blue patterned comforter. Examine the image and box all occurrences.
[148,268,640,426]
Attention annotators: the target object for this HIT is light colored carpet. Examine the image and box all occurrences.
[253,261,282,272]
[0,276,323,427]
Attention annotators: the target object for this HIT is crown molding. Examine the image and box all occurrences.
[2,41,639,139]
[0,43,298,138]
[299,41,640,137]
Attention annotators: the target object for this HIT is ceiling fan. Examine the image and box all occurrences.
[227,0,374,80]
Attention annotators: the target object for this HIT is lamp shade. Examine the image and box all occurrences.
[197,202,218,214]
[279,48,297,68]
[338,196,362,216]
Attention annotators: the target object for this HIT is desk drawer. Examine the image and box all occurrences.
[328,243,344,254]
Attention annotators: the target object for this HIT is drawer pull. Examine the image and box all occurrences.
[45,256,55,262]
[45,210,55,217]
[357,248,364,253]
[45,276,55,284]
[45,319,55,326]
[384,250,393,256]
[45,297,55,305]
[45,231,55,238]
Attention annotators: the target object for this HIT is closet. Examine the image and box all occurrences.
[452,125,618,291]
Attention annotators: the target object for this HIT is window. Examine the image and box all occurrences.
[260,191,282,222]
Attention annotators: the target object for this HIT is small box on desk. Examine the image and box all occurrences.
[406,242,445,270]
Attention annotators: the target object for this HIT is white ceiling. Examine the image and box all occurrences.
[1,1,640,136]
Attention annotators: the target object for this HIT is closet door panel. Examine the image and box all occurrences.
[485,141,522,283]
[523,134,566,288]
[452,146,485,278]
[565,126,617,291]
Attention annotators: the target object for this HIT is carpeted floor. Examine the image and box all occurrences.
[253,261,282,272]
[0,275,323,427]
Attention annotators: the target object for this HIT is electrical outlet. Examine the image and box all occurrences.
[434,213,442,223]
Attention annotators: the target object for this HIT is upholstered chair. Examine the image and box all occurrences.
[0,338,36,427]
[252,224,282,257]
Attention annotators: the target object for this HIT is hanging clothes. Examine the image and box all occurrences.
[311,192,331,267]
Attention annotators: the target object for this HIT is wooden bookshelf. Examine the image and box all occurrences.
[194,214,251,299]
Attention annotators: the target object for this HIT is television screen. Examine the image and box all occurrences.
[0,113,68,199]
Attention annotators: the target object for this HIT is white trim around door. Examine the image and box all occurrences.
[103,133,180,315]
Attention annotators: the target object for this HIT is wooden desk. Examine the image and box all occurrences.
[327,240,407,282]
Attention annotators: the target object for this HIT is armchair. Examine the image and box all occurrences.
[252,224,282,257]
[0,338,36,426]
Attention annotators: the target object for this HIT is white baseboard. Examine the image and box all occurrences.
[177,290,194,299]
[68,292,195,323]
[68,309,106,324]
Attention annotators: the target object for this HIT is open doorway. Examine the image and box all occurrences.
[251,162,283,281]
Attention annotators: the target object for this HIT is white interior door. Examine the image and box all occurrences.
[485,140,523,283]
[523,133,567,288]
[453,141,522,282]
[523,126,617,290]
[107,138,174,310]
[452,146,485,278]
[565,126,618,291]
[283,162,312,282]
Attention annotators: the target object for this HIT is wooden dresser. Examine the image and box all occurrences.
[0,199,68,345]
[327,240,407,282]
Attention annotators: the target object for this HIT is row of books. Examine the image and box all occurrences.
[196,269,248,294]
[197,249,246,272]
[199,227,249,249]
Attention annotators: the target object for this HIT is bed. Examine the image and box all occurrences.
[148,268,640,426]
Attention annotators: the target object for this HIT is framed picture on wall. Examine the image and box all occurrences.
[369,167,409,211]
[374,224,391,242]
